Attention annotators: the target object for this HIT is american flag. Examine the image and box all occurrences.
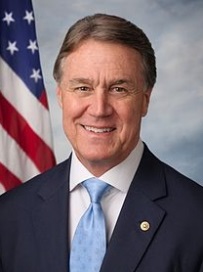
[0,0,56,195]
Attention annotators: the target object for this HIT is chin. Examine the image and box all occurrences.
[84,152,111,162]
[78,150,114,163]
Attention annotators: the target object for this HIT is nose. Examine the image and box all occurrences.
[88,90,113,117]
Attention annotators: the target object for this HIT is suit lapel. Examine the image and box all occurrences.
[101,146,167,272]
[32,159,71,272]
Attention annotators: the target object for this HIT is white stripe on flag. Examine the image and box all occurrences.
[0,124,40,182]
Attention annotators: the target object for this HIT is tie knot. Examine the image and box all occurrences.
[83,178,109,203]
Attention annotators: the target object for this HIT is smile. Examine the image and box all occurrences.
[83,125,115,133]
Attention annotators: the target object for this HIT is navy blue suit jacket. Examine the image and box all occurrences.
[0,145,203,271]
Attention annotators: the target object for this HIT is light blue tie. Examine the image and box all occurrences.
[70,178,109,272]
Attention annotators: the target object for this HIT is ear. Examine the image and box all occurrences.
[56,86,63,108]
[142,88,152,117]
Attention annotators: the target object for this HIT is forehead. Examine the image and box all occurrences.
[61,39,144,83]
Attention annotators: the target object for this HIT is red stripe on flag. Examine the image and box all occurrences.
[0,162,22,191]
[0,92,56,172]
[39,89,49,109]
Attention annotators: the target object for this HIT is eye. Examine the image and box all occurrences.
[110,86,128,94]
[76,86,90,92]
[72,85,94,96]
[116,87,126,92]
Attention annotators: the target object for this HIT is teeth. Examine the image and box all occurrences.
[84,126,113,133]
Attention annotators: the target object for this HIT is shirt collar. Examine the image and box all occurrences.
[70,139,144,193]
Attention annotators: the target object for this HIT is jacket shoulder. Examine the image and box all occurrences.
[141,144,203,204]
[0,158,71,212]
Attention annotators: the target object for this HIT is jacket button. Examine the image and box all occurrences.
[140,221,150,231]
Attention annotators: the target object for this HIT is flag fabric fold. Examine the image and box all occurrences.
[0,0,56,195]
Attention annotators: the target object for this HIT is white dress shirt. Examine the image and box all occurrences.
[69,139,144,245]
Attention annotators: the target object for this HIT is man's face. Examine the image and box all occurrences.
[57,39,152,176]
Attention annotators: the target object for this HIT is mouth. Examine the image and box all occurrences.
[82,125,115,134]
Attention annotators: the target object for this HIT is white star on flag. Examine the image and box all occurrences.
[27,40,38,54]
[2,12,15,26]
[23,10,34,24]
[6,41,19,55]
[30,68,42,82]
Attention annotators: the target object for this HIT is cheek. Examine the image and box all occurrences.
[118,99,143,136]
[60,96,77,127]
[121,99,143,123]
[61,93,79,115]
[62,105,76,127]
[61,95,86,132]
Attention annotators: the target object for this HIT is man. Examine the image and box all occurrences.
[0,13,203,272]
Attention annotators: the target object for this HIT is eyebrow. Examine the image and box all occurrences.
[68,78,93,85]
[112,79,134,85]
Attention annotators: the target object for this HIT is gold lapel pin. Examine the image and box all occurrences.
[140,221,150,231]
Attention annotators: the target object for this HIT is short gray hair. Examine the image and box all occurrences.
[53,13,156,88]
